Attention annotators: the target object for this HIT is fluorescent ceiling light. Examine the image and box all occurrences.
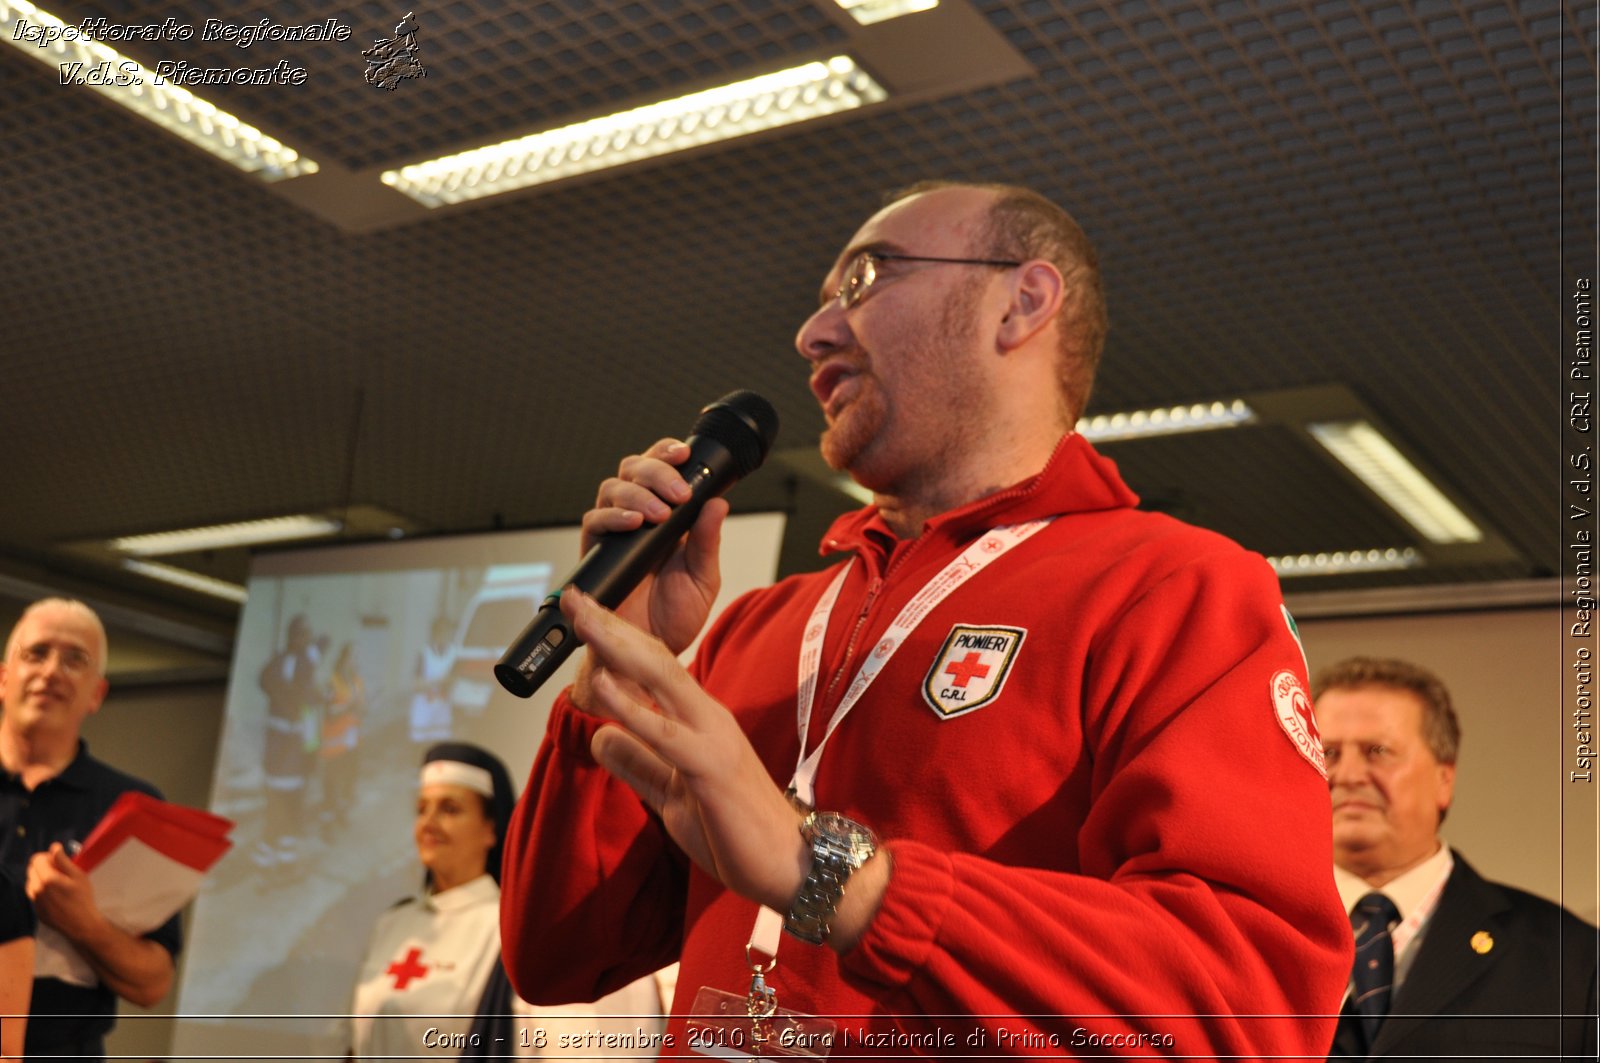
[834,0,940,26]
[832,476,875,506]
[383,56,888,207]
[109,515,342,556]
[0,0,317,180]
[122,559,248,603]
[1076,399,1257,443]
[832,398,1255,501]
[1268,547,1422,577]
[1307,421,1482,544]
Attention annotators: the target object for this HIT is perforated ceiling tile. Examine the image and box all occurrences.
[0,0,1587,621]
[37,0,848,170]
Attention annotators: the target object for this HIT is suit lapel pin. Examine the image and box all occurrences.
[1470,930,1494,954]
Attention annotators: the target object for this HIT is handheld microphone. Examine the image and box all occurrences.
[494,390,780,699]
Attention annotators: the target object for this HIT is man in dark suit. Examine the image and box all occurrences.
[1315,656,1597,1060]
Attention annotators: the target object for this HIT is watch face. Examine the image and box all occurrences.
[811,811,853,837]
[807,811,879,858]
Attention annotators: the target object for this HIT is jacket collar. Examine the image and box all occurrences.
[819,432,1140,561]
[1378,852,1510,1048]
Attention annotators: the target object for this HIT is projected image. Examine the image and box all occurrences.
[187,561,554,1053]
[171,517,785,1059]
[237,562,553,870]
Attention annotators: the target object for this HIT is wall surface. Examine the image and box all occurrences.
[1297,606,1597,923]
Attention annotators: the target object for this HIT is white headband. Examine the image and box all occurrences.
[420,760,495,799]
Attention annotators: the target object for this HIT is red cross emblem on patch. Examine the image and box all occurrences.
[1271,669,1325,776]
[386,946,430,989]
[874,638,894,658]
[980,537,1004,553]
[922,624,1026,719]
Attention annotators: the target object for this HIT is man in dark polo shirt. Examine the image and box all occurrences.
[0,598,180,1061]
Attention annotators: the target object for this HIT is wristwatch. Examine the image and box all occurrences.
[783,810,879,944]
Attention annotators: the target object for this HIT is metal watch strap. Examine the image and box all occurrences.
[783,811,877,945]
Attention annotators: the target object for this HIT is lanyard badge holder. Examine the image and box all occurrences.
[687,785,837,1058]
[687,787,838,1059]
[686,947,838,1059]
[690,520,1052,1059]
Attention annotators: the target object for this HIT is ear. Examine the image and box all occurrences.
[1434,760,1456,818]
[85,676,109,717]
[995,260,1065,353]
[478,814,499,859]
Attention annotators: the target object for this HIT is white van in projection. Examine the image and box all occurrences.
[445,563,553,724]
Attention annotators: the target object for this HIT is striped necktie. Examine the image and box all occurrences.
[1349,891,1401,1049]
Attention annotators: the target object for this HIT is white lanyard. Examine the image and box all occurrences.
[748,517,1054,960]
[1392,856,1452,967]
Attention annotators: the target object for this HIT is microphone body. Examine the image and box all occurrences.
[494,391,778,699]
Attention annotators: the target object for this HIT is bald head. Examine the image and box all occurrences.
[883,181,1108,423]
[6,598,108,674]
[1,598,111,751]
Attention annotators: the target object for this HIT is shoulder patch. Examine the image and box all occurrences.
[1271,669,1325,776]
[1281,603,1308,674]
[922,624,1026,719]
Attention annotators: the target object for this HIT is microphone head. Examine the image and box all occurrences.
[694,391,779,477]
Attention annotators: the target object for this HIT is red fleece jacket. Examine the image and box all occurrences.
[502,433,1350,1058]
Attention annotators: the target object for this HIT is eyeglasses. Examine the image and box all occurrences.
[14,642,98,677]
[831,251,1023,310]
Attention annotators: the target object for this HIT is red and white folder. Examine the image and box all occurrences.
[34,792,233,986]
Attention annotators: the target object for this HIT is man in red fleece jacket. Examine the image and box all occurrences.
[501,181,1351,1057]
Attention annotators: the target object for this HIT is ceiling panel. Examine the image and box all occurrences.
[0,0,1588,653]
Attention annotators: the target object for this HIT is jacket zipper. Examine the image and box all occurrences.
[811,483,1041,727]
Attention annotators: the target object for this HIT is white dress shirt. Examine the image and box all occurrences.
[1334,843,1454,999]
